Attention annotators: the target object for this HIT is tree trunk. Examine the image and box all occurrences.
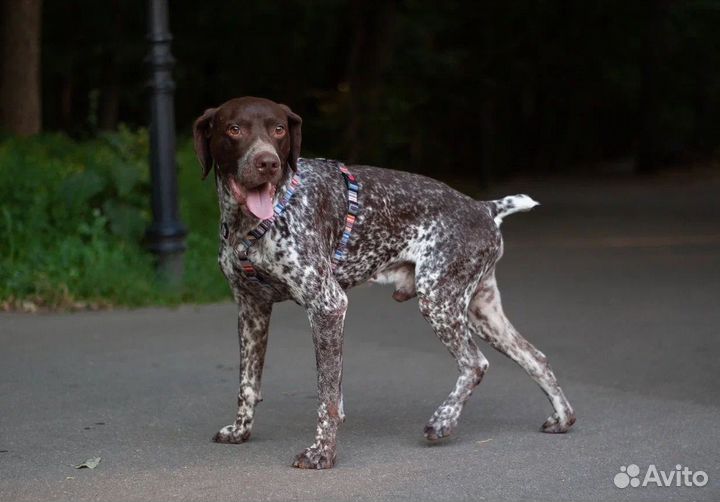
[0,0,43,136]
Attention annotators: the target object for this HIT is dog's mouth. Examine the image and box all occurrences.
[228,177,277,220]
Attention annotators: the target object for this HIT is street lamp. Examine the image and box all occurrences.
[145,0,186,285]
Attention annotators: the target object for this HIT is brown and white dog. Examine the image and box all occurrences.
[193,96,575,469]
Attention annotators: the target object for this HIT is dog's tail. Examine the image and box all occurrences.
[489,194,539,226]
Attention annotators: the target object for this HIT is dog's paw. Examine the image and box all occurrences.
[423,420,456,441]
[212,424,251,444]
[541,412,576,433]
[423,405,459,441]
[292,445,336,470]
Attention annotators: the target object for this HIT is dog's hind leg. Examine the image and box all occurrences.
[468,272,576,433]
[416,269,490,440]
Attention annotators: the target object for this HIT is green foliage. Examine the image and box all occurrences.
[0,129,229,309]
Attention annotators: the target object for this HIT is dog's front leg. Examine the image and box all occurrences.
[213,294,272,444]
[292,282,347,469]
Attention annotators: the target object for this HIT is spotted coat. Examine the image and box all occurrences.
[210,157,575,468]
[196,97,575,470]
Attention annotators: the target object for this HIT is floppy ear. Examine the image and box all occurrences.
[193,107,216,180]
[279,104,302,172]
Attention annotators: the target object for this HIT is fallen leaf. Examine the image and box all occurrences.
[74,457,101,469]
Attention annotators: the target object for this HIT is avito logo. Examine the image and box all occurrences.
[614,464,708,489]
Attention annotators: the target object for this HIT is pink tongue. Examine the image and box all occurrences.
[245,183,275,220]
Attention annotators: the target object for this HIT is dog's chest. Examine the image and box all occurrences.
[218,229,306,293]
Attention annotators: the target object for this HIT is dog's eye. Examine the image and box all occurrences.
[273,125,286,138]
[227,125,242,137]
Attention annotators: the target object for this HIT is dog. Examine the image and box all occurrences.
[193,96,575,469]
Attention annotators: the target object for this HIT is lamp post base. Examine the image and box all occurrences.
[154,250,185,288]
[146,222,186,288]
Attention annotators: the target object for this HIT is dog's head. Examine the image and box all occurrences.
[193,97,302,220]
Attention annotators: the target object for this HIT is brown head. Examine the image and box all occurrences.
[193,97,302,219]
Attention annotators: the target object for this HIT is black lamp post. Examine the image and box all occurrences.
[145,0,186,284]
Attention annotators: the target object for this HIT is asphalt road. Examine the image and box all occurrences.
[1,174,719,501]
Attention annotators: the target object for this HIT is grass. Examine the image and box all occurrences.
[0,128,231,311]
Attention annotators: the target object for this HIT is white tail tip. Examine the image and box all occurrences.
[492,194,539,225]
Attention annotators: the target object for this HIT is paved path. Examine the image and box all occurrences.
[1,174,719,501]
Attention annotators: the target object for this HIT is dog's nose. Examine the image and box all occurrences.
[254,152,280,174]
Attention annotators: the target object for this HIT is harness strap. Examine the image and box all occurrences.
[332,164,360,270]
[226,172,302,285]
[223,161,360,285]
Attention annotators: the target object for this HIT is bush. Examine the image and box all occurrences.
[0,128,230,310]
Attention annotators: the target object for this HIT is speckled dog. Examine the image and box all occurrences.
[194,96,576,469]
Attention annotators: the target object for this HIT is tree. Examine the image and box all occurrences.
[0,0,43,136]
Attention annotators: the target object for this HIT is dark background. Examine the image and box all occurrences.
[37,0,720,182]
[1,4,719,497]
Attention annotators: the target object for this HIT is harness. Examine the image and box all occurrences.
[221,160,360,286]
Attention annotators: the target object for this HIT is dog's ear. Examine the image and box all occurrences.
[279,104,302,172]
[193,107,217,180]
